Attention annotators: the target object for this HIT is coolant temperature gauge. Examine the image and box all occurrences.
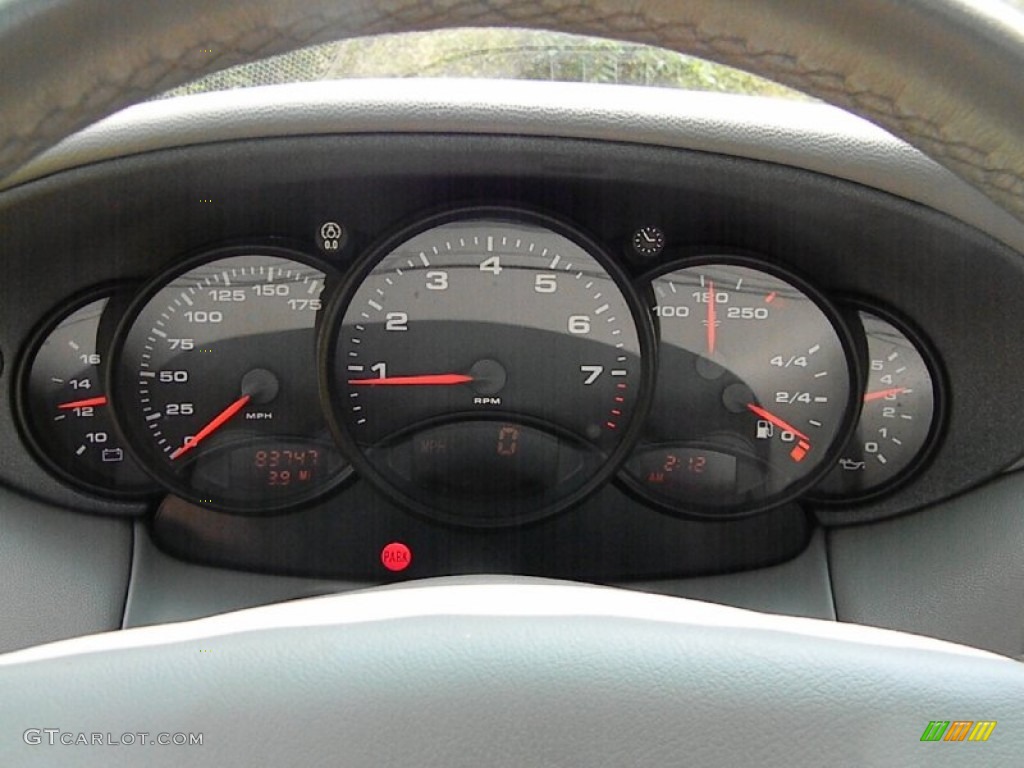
[17,290,156,498]
[810,307,940,502]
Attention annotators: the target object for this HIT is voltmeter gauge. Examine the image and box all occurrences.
[622,257,860,516]
[17,289,157,497]
[810,307,940,502]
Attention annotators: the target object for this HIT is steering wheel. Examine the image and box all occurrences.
[1,1,1023,766]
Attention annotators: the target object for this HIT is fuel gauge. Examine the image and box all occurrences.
[17,289,156,498]
[810,307,940,502]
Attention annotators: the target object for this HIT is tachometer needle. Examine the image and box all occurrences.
[170,394,251,460]
[348,374,474,386]
[706,279,717,355]
[863,387,908,402]
[57,396,108,409]
[746,403,810,443]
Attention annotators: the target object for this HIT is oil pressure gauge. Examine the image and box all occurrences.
[810,306,940,502]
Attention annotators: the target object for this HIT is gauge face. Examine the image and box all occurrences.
[321,211,652,526]
[110,249,348,512]
[622,259,858,515]
[19,292,156,497]
[811,309,938,500]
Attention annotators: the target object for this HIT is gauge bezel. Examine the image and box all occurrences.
[619,251,864,519]
[806,297,947,505]
[14,282,161,500]
[319,205,658,528]
[106,242,352,514]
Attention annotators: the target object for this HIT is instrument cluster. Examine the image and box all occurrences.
[14,207,943,526]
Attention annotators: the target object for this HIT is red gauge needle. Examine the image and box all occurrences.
[706,279,717,355]
[348,374,474,386]
[746,403,810,443]
[170,394,251,461]
[863,387,908,402]
[57,396,108,409]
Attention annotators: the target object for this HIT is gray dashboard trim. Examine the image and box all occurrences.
[0,485,132,654]
[626,529,836,621]
[829,472,1024,658]
[5,79,1024,255]
[124,524,835,628]
[123,522,369,629]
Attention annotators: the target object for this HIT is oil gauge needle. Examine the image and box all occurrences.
[863,387,908,402]
[170,394,251,460]
[348,374,474,386]
[57,396,108,409]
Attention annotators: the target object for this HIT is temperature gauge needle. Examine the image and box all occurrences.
[706,279,717,354]
[170,394,251,460]
[863,387,908,402]
[57,396,108,409]
[348,374,474,386]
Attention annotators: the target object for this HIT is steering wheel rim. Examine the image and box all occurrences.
[2,2,1024,766]
[0,0,1022,221]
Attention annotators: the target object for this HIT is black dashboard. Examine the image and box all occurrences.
[2,87,1023,585]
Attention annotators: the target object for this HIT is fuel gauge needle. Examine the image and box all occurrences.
[747,403,813,463]
[348,374,474,386]
[170,394,251,460]
[58,396,108,409]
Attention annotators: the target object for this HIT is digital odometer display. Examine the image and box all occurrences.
[109,248,348,512]
[321,210,653,526]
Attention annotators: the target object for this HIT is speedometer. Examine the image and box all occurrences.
[109,246,348,513]
[320,209,653,526]
[622,257,860,515]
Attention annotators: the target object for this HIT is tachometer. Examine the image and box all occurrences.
[320,209,653,526]
[109,247,348,512]
[622,257,860,515]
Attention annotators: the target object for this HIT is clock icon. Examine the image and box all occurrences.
[632,226,665,257]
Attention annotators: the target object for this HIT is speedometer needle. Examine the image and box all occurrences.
[58,396,108,409]
[863,387,907,402]
[746,403,810,443]
[170,394,251,460]
[348,374,474,386]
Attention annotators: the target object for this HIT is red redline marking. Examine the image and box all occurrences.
[611,409,621,416]
[57,396,108,410]
[606,422,617,429]
[765,291,777,304]
[614,396,625,403]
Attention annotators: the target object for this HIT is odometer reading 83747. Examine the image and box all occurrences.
[109,249,347,513]
[320,211,653,526]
